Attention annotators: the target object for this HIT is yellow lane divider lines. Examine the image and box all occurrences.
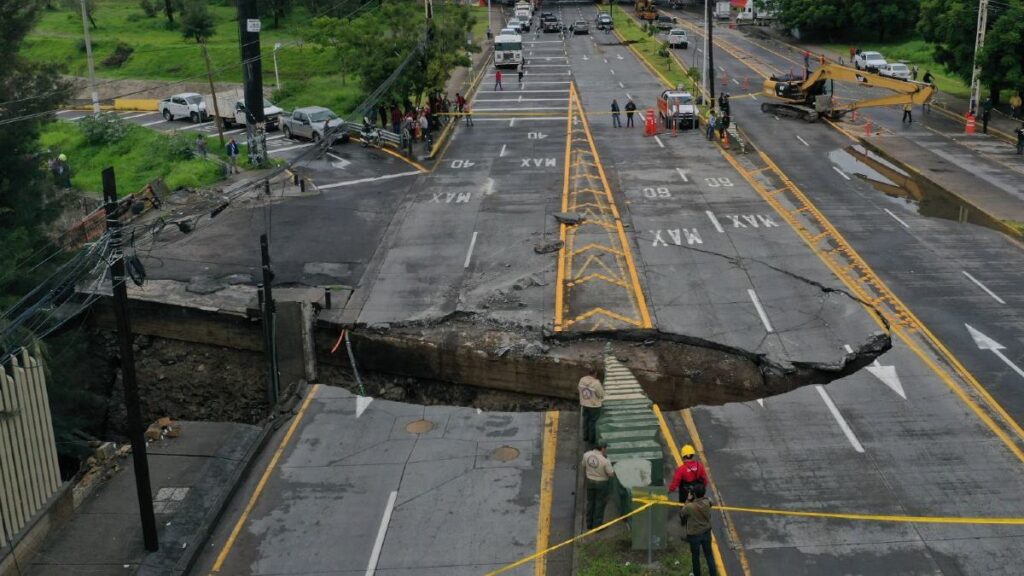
[652,405,735,576]
[210,384,320,573]
[554,83,652,332]
[721,149,1024,465]
[534,411,560,576]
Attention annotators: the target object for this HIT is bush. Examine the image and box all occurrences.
[165,132,197,160]
[102,42,134,67]
[78,112,130,145]
[139,0,158,17]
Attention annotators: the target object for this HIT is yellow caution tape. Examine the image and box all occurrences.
[631,498,1024,525]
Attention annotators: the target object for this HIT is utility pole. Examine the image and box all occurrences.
[259,231,280,406]
[425,0,433,20]
[238,0,267,167]
[704,0,715,103]
[102,167,159,552]
[201,41,226,146]
[968,0,989,115]
[79,0,100,115]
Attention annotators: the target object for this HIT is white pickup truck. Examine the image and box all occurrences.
[204,89,284,130]
[158,93,207,123]
[853,51,887,73]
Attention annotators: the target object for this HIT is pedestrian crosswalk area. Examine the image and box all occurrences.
[471,39,570,124]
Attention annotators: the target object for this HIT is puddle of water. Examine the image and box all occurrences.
[829,145,1017,235]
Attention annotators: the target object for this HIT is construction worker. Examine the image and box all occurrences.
[679,484,717,576]
[578,367,604,444]
[583,442,615,529]
[668,444,709,504]
[902,102,913,124]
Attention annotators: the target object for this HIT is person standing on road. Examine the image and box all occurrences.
[911,65,919,81]
[706,110,717,140]
[982,97,993,134]
[583,442,615,530]
[1015,123,1024,155]
[902,102,913,124]
[848,46,856,64]
[226,138,240,174]
[679,484,718,576]
[611,99,621,128]
[578,367,604,444]
[495,69,504,91]
[625,99,637,127]
[803,50,810,71]
[1010,92,1022,119]
[378,103,388,129]
[718,113,730,139]
[668,444,709,504]
[391,104,402,134]
[518,62,524,84]
[464,102,474,126]
[456,92,466,113]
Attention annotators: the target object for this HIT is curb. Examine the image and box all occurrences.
[174,384,309,576]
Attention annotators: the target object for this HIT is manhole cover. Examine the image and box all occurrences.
[406,419,434,434]
[491,446,520,462]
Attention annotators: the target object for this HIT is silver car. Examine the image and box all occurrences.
[283,106,343,142]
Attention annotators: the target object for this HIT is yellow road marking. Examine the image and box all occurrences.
[554,91,574,330]
[534,411,559,576]
[574,84,653,329]
[721,150,1024,464]
[651,405,734,576]
[682,409,752,576]
[210,384,320,573]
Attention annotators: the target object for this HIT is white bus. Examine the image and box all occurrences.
[494,34,523,68]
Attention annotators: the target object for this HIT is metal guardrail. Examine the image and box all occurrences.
[339,121,403,148]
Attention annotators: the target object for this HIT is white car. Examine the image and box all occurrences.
[159,92,207,123]
[878,62,911,80]
[666,28,689,49]
[507,19,524,33]
[500,27,517,36]
[854,51,887,72]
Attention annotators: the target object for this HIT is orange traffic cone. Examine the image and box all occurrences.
[965,113,976,134]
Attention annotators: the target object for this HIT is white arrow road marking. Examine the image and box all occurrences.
[966,324,1024,380]
[817,385,865,453]
[844,345,906,399]
[327,152,350,170]
[356,396,373,418]
[365,491,398,576]
[962,271,1006,304]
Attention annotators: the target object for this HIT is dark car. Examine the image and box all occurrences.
[543,19,562,32]
[595,13,613,30]
[572,20,589,34]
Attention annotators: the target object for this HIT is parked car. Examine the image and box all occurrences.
[282,106,343,142]
[656,89,698,129]
[516,15,531,32]
[572,20,589,34]
[854,51,887,73]
[656,15,677,30]
[877,62,911,80]
[500,27,518,36]
[595,13,613,30]
[666,28,689,49]
[159,92,207,123]
[543,19,562,33]
[507,19,524,33]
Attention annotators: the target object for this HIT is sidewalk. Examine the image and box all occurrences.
[23,421,263,576]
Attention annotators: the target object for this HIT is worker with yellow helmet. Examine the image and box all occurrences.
[668,444,709,503]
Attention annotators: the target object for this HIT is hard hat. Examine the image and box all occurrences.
[58,153,67,161]
[681,444,696,458]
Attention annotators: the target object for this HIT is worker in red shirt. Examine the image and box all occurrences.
[668,444,709,504]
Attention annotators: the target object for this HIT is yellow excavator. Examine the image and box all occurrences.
[760,63,935,122]
[635,0,657,21]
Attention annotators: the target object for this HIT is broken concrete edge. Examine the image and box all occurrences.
[550,328,892,396]
[858,137,1023,239]
[173,383,310,576]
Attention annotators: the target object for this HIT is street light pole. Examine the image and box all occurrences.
[273,42,282,93]
[79,0,100,115]
[968,0,989,114]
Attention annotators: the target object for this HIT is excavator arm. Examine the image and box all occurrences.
[761,63,935,121]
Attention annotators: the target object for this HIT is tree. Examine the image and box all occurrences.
[261,0,293,28]
[164,0,175,23]
[980,1,1024,101]
[773,0,918,42]
[918,0,977,83]
[0,0,72,309]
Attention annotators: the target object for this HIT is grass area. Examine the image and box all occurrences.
[823,38,970,99]
[39,121,222,195]
[469,5,492,44]
[23,1,349,110]
[578,536,714,576]
[614,8,700,96]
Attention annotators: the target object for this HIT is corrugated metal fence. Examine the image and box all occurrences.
[0,348,61,549]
